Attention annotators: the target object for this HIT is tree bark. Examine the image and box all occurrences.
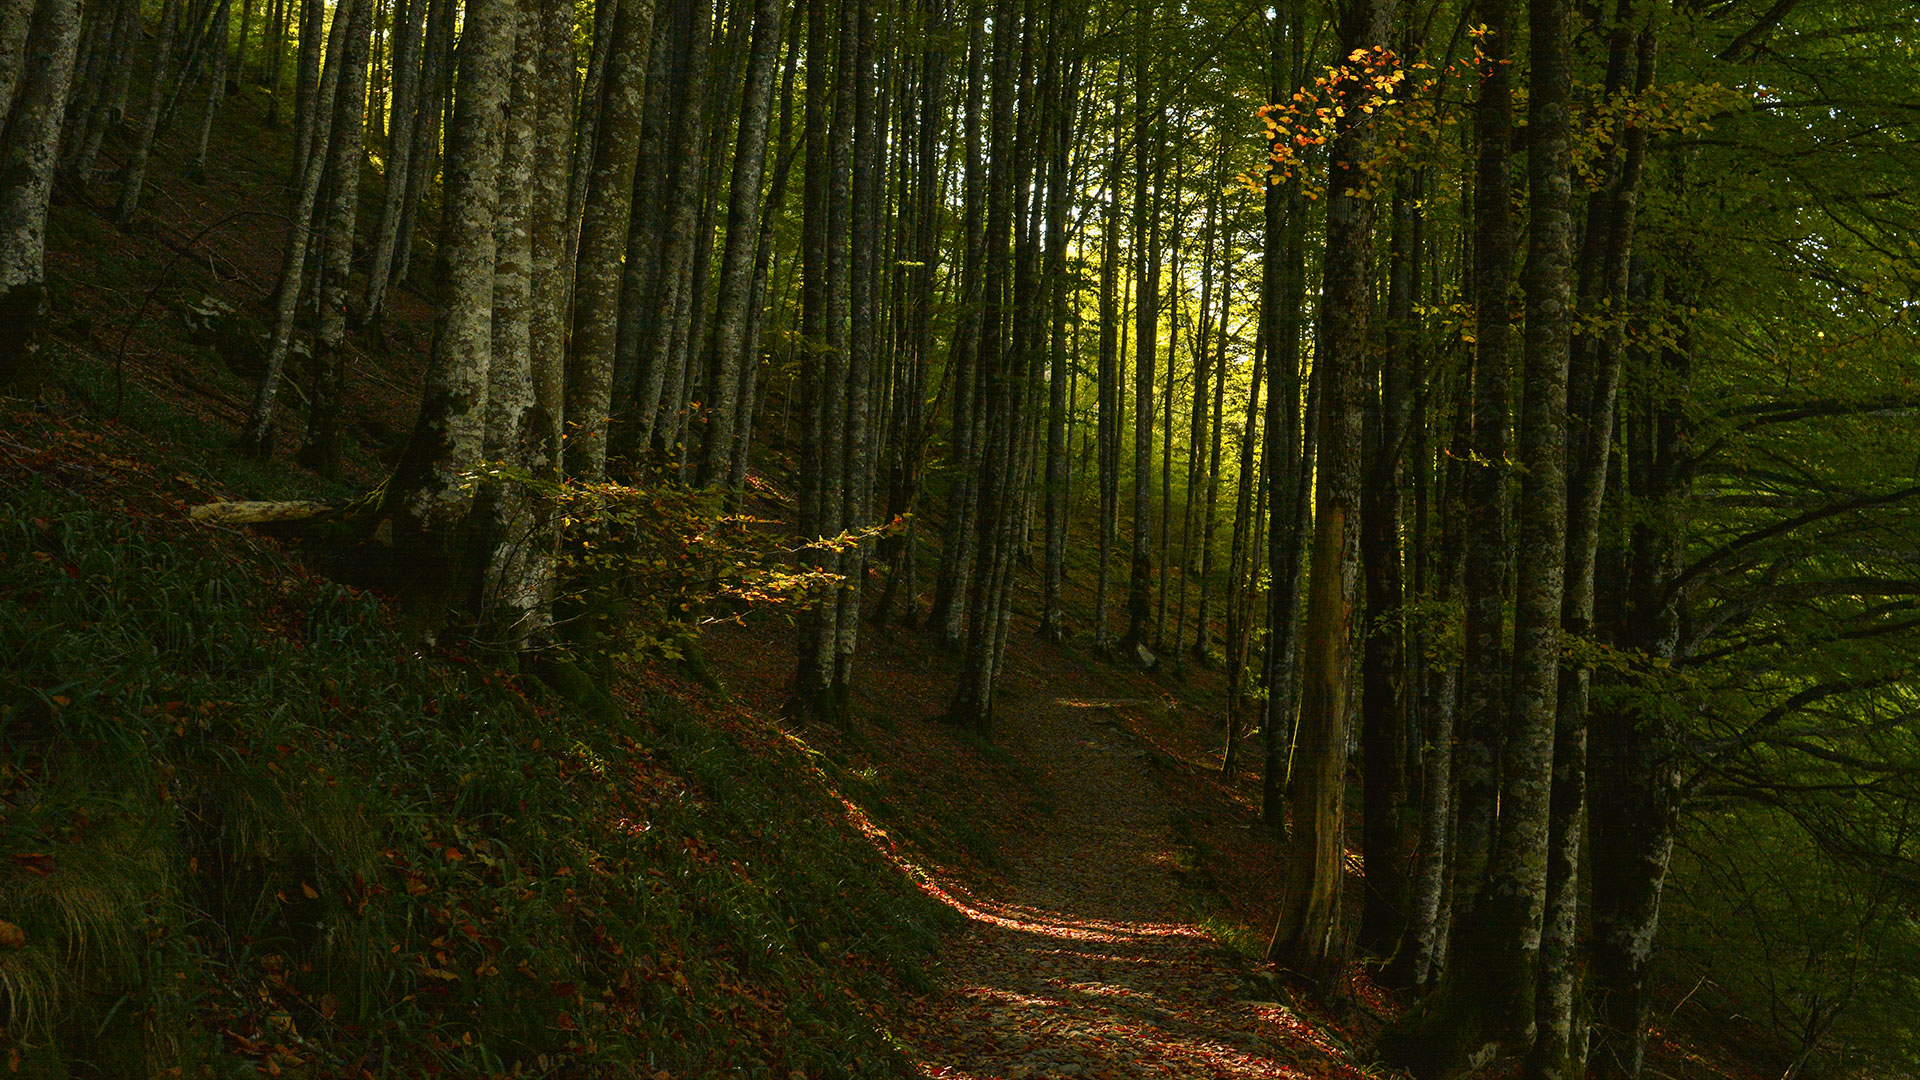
[1119,9,1157,661]
[239,0,361,455]
[357,0,428,327]
[385,0,516,612]
[1360,170,1417,969]
[112,0,181,221]
[298,0,374,477]
[562,0,656,481]
[0,0,82,394]
[696,0,783,487]
[1269,0,1394,982]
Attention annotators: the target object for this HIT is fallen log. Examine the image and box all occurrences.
[189,500,348,526]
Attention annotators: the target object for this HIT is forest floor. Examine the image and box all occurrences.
[704,595,1390,1079]
[896,686,1369,1080]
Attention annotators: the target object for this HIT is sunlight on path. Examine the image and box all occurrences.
[902,690,1364,1080]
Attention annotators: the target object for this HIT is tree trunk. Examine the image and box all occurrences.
[1588,270,1689,1080]
[238,0,361,455]
[696,0,783,487]
[0,0,82,394]
[297,0,373,477]
[1477,0,1574,1044]
[189,0,231,174]
[1269,0,1394,983]
[561,0,656,481]
[384,0,515,613]
[1120,14,1157,662]
[1092,53,1123,656]
[1036,11,1074,644]
[357,0,427,327]
[927,0,987,648]
[288,0,324,184]
[389,0,453,287]
[112,0,181,221]
[1360,170,1416,969]
[1443,0,1516,974]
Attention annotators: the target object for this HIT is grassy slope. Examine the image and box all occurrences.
[3,84,989,1078]
[1,400,965,1077]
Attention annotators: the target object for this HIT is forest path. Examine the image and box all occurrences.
[906,685,1341,1079]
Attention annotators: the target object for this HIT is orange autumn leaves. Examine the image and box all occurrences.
[1246,46,1417,199]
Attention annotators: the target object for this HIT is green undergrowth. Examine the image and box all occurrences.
[0,477,950,1077]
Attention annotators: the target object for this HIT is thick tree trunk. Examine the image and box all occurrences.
[477,0,539,641]
[385,0,515,612]
[1270,0,1394,982]
[0,0,82,394]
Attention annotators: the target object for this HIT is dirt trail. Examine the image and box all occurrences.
[907,684,1347,1079]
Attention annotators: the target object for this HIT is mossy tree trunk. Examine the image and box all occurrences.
[0,0,82,394]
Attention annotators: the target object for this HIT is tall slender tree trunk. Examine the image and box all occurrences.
[297,0,374,477]
[1477,0,1574,1044]
[697,0,784,486]
[927,0,987,647]
[390,0,453,286]
[1442,0,1516,980]
[358,0,426,326]
[1530,9,1652,1077]
[562,0,656,481]
[288,0,324,183]
[1120,9,1158,661]
[1092,54,1123,657]
[1360,170,1417,969]
[189,0,231,174]
[1036,10,1075,644]
[112,0,181,221]
[1193,244,1229,666]
[1588,271,1689,1080]
[1260,0,1311,828]
[239,0,361,455]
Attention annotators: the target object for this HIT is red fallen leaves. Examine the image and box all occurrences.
[10,852,54,876]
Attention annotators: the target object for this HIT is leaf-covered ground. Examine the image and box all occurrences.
[703,606,1385,1080]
